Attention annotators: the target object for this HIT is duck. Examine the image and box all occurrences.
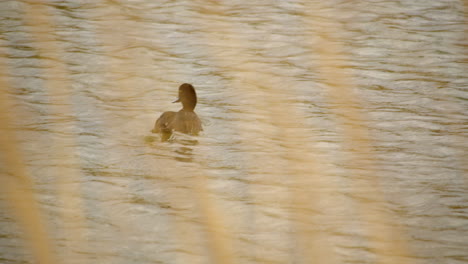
[152,83,203,136]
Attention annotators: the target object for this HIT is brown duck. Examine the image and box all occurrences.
[152,83,203,135]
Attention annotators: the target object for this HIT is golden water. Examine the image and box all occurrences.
[0,1,467,264]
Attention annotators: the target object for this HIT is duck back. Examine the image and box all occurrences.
[171,110,203,135]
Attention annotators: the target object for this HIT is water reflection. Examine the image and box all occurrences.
[167,134,198,162]
[174,146,194,162]
[160,130,172,142]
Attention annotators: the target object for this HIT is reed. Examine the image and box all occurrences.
[0,60,58,264]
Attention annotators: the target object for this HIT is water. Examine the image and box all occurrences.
[0,1,467,263]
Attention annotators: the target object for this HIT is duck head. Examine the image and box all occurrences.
[173,83,197,111]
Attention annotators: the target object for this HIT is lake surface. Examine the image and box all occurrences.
[0,1,467,263]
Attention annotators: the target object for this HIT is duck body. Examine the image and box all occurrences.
[152,83,203,136]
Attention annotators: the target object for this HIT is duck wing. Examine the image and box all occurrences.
[152,111,176,133]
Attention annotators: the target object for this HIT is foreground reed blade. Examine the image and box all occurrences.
[303,2,411,263]
[0,58,58,264]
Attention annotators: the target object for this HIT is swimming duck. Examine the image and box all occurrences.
[152,83,203,136]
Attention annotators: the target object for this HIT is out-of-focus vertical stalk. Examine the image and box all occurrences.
[193,1,337,263]
[303,1,411,263]
[21,1,88,261]
[0,53,58,264]
[190,170,237,264]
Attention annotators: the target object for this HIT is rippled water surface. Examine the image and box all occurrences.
[0,1,467,264]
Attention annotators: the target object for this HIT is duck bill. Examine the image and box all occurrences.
[172,98,180,103]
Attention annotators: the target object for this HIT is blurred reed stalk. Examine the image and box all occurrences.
[303,1,411,263]
[194,1,338,263]
[0,58,58,264]
[5,1,89,262]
